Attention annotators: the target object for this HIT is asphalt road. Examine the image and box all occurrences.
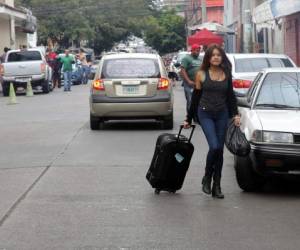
[0,83,300,250]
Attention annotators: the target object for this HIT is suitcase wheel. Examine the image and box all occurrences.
[154,189,161,195]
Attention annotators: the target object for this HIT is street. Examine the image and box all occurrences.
[0,84,300,250]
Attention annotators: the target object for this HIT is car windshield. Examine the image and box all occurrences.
[101,58,160,78]
[255,72,300,109]
[7,51,42,62]
[235,58,294,73]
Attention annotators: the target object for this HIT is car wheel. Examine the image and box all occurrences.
[90,114,103,130]
[162,112,173,130]
[234,155,265,192]
[42,79,50,94]
[2,83,9,97]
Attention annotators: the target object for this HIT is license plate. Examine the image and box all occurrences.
[15,78,31,83]
[123,86,139,95]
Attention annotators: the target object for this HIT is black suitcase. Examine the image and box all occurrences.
[146,125,195,194]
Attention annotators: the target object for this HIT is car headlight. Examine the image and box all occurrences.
[251,130,263,142]
[263,131,293,144]
[251,130,293,144]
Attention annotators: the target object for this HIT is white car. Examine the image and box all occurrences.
[235,68,300,192]
[227,53,296,96]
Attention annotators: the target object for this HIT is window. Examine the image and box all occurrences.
[235,58,269,73]
[7,51,42,62]
[235,57,294,73]
[268,58,294,67]
[247,73,263,102]
[255,72,300,109]
[101,58,160,79]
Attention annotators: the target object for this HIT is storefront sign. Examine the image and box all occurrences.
[253,0,274,24]
[271,0,300,18]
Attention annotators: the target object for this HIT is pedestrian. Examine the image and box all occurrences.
[59,49,75,92]
[183,44,241,199]
[78,48,89,84]
[180,44,202,113]
[52,55,62,89]
[0,47,9,63]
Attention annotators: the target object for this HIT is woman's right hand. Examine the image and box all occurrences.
[183,120,191,129]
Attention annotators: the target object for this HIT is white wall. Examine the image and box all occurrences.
[5,0,14,7]
[0,17,11,53]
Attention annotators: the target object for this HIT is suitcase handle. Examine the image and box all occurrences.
[178,125,196,143]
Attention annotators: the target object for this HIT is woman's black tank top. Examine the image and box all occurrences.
[199,71,228,112]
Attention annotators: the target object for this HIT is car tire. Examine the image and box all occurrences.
[2,83,9,97]
[162,112,174,130]
[90,114,101,130]
[234,155,265,192]
[42,79,50,94]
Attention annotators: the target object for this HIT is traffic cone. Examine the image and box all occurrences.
[7,83,18,105]
[26,80,34,97]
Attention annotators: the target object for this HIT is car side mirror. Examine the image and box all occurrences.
[237,97,251,108]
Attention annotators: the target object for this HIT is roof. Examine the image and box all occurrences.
[102,53,159,60]
[227,53,290,59]
[0,2,26,14]
[262,68,300,73]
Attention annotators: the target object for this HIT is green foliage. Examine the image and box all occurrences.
[16,0,185,54]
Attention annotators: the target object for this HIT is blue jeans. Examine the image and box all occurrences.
[64,71,72,91]
[198,107,229,180]
[183,80,193,113]
[81,65,90,84]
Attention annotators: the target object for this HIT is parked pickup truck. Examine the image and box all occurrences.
[0,48,52,96]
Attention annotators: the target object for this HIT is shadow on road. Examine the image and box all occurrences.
[243,177,300,198]
[101,120,164,131]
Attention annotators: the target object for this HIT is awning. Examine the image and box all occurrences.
[271,0,300,18]
[188,22,235,34]
[188,29,223,46]
[254,0,300,24]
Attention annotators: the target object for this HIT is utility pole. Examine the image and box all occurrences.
[201,0,207,23]
[242,0,252,53]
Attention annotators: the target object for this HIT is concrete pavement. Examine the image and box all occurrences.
[0,84,300,250]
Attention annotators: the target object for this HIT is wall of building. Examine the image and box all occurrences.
[0,17,11,53]
[207,7,224,24]
[0,0,14,7]
[284,12,300,65]
[15,30,28,49]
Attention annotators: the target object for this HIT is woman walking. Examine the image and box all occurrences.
[184,44,241,199]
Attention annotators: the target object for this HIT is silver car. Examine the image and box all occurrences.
[89,53,174,130]
[227,53,296,95]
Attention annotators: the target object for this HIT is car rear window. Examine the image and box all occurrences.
[235,58,294,73]
[7,51,42,62]
[101,58,160,78]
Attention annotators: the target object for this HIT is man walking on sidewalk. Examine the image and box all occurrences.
[180,44,202,112]
[59,49,75,92]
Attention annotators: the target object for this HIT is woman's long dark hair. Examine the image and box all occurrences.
[200,44,232,78]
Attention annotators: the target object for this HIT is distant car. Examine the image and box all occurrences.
[227,53,297,95]
[235,68,300,192]
[0,49,53,96]
[89,53,173,130]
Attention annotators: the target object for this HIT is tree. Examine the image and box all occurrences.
[16,0,186,54]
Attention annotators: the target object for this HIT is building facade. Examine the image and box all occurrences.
[185,0,224,28]
[224,0,300,66]
[0,0,36,53]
